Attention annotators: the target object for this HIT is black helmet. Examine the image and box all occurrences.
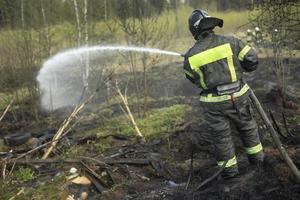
[188,10,223,40]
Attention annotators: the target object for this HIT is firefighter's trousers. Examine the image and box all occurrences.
[201,93,264,177]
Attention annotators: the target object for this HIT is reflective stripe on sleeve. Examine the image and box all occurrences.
[184,70,194,78]
[217,156,237,168]
[245,143,263,155]
[195,68,207,89]
[238,45,251,61]
[227,56,237,82]
[200,84,250,102]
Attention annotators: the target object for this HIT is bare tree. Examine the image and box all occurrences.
[115,14,171,115]
[40,0,51,56]
[250,1,300,102]
[73,0,81,46]
[104,0,108,21]
[83,0,89,89]
[21,0,25,29]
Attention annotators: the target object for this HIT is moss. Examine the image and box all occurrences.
[0,174,67,200]
[94,137,113,153]
[290,114,300,124]
[14,167,36,183]
[0,182,15,200]
[17,176,68,200]
[61,145,87,159]
[97,104,191,140]
[0,139,7,152]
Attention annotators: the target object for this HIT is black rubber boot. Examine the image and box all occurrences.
[221,166,239,179]
[219,170,256,193]
[248,151,265,165]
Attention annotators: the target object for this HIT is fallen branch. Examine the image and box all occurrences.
[0,98,14,122]
[0,117,82,165]
[185,148,194,190]
[80,161,109,188]
[2,161,7,180]
[106,158,149,165]
[269,110,287,139]
[41,70,114,159]
[79,156,108,166]
[42,93,95,159]
[115,80,145,142]
[8,187,24,200]
[84,173,104,193]
[282,112,295,138]
[193,161,228,192]
[6,158,150,166]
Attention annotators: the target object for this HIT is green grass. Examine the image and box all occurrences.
[0,175,67,200]
[14,167,36,183]
[0,139,6,152]
[95,104,191,141]
[290,114,300,125]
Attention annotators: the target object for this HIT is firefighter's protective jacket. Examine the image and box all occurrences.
[183,31,264,176]
[183,31,258,102]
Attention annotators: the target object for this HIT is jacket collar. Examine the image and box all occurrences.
[197,30,214,40]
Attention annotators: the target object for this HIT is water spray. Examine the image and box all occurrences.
[37,45,181,111]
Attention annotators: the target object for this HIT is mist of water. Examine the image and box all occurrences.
[37,45,181,111]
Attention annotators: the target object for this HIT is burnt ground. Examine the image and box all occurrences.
[1,58,300,200]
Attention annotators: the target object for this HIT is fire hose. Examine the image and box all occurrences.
[249,88,300,181]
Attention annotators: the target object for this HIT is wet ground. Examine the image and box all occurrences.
[1,58,300,199]
[71,57,300,200]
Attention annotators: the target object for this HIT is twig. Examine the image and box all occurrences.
[80,161,109,188]
[269,110,287,139]
[42,93,95,159]
[2,161,6,180]
[115,80,145,142]
[8,161,16,176]
[42,72,114,159]
[185,149,194,190]
[282,112,295,138]
[79,156,108,167]
[0,117,82,165]
[84,173,104,193]
[6,158,150,166]
[0,98,14,122]
[8,187,24,200]
[130,170,150,181]
[105,158,149,165]
[193,161,228,192]
[104,149,135,159]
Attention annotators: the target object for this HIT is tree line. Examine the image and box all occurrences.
[0,0,253,29]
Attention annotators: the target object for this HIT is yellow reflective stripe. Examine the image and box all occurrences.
[184,70,194,78]
[245,143,263,155]
[233,83,249,98]
[195,68,207,89]
[217,156,237,168]
[188,43,233,70]
[227,56,237,82]
[238,45,251,61]
[200,84,250,102]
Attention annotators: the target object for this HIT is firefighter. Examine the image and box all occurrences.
[183,10,264,179]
